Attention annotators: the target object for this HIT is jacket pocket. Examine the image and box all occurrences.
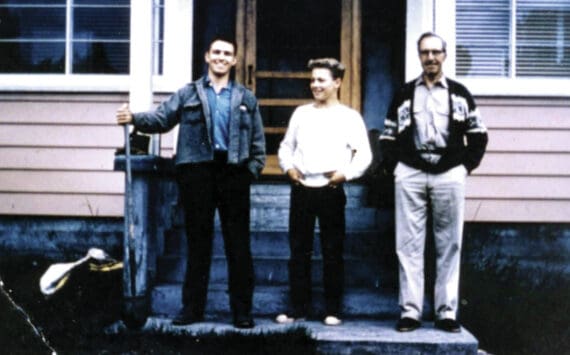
[181,101,203,124]
[239,104,252,129]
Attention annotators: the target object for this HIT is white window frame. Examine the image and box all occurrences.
[406,0,570,97]
[0,0,193,93]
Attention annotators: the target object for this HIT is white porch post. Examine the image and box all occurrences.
[129,1,157,154]
[162,0,194,154]
[163,0,193,87]
[406,0,456,80]
[405,0,434,81]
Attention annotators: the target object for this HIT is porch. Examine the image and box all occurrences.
[113,154,478,354]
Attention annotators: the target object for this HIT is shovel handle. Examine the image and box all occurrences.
[124,124,133,196]
[123,124,137,296]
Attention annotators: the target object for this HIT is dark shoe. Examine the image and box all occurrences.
[172,308,203,326]
[435,318,461,333]
[233,317,255,329]
[396,317,421,332]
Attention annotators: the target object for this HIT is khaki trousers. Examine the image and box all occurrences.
[394,163,466,321]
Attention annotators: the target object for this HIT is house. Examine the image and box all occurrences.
[1,0,569,324]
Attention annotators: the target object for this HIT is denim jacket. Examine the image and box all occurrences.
[132,77,266,178]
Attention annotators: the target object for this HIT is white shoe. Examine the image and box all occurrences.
[323,315,342,326]
[275,313,305,324]
[275,314,295,324]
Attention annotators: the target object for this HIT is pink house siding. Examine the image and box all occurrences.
[0,93,173,217]
[465,97,570,222]
[1,94,568,223]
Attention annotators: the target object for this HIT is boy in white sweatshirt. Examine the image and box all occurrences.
[276,58,372,326]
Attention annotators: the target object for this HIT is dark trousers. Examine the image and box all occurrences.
[288,184,346,317]
[175,157,254,319]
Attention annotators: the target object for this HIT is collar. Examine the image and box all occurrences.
[204,76,233,90]
[415,75,448,89]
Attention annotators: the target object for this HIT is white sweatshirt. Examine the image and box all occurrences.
[278,103,372,187]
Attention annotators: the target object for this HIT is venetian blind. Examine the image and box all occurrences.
[456,0,570,78]
[516,0,570,77]
[456,0,511,77]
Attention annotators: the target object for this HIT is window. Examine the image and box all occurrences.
[456,0,570,79]
[0,0,133,74]
[0,0,169,91]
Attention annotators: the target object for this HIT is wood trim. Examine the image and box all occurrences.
[258,98,312,106]
[476,152,570,176]
[0,193,124,217]
[0,147,117,171]
[466,176,570,199]
[351,0,361,112]
[0,125,123,148]
[245,0,257,91]
[339,0,361,111]
[256,71,311,79]
[487,130,570,153]
[236,0,259,90]
[465,199,570,223]
[264,127,287,134]
[261,154,282,175]
[0,170,123,194]
[0,101,128,125]
[340,0,352,106]
[235,0,246,85]
[480,105,570,129]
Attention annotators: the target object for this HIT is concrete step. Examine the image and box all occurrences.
[156,255,397,288]
[110,317,478,355]
[168,183,382,232]
[150,284,428,319]
[163,230,391,259]
[309,320,479,355]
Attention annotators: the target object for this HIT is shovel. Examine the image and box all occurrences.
[123,124,137,298]
[121,124,149,329]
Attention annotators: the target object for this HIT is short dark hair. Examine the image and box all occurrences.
[307,58,346,80]
[207,34,238,55]
[417,32,447,53]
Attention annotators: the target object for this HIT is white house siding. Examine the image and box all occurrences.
[465,97,570,222]
[0,93,174,217]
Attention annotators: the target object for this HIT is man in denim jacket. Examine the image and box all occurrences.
[117,36,265,329]
[380,32,487,333]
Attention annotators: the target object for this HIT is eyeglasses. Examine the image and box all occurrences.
[419,49,444,56]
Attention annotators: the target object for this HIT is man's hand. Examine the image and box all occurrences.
[116,103,133,125]
[325,171,346,188]
[287,168,304,184]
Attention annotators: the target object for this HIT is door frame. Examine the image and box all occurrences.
[235,0,362,174]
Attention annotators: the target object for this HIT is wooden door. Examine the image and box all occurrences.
[236,0,361,175]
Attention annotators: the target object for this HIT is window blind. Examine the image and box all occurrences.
[516,0,570,77]
[457,0,570,78]
[456,0,511,77]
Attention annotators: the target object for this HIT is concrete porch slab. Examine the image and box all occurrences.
[107,317,478,355]
[310,319,478,354]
